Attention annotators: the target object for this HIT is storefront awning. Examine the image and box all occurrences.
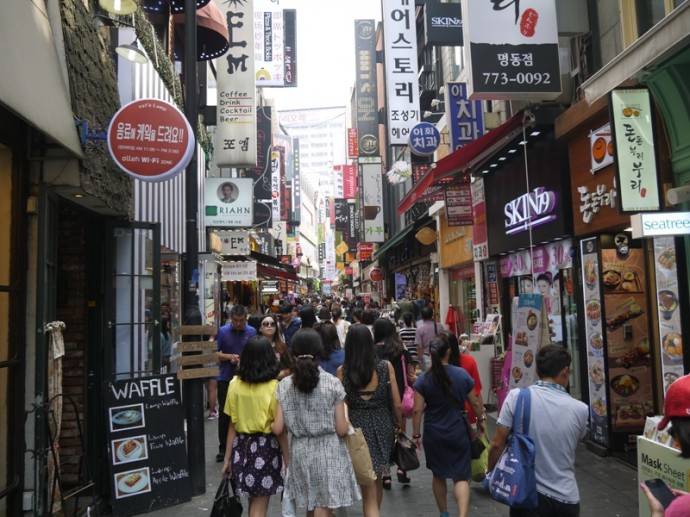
[373,223,417,260]
[250,251,299,281]
[582,1,690,105]
[397,111,526,216]
[256,264,298,282]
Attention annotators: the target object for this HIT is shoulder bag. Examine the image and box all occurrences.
[447,389,485,460]
[400,354,414,418]
[345,425,377,486]
[210,476,243,517]
[483,387,538,509]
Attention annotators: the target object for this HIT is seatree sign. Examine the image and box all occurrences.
[630,212,690,239]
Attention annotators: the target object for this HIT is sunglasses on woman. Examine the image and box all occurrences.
[262,320,277,328]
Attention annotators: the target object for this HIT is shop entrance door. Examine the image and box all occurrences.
[103,222,161,380]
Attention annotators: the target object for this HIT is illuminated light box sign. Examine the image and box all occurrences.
[630,212,690,239]
[504,187,557,235]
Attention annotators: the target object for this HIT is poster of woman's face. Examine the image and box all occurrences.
[520,276,534,294]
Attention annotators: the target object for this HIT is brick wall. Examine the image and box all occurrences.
[54,209,89,486]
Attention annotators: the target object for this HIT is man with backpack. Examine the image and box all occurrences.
[487,345,588,516]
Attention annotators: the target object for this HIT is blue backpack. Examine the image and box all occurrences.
[483,387,538,509]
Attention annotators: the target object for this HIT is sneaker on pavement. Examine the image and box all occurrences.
[208,410,219,420]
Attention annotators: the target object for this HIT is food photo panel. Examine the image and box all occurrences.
[114,467,152,499]
[112,435,148,465]
[109,403,145,432]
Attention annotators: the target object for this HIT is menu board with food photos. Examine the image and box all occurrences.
[601,244,653,441]
[509,294,548,389]
[105,374,191,515]
[652,237,684,394]
[581,237,609,447]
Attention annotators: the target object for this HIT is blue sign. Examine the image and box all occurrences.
[408,122,441,157]
[447,82,485,150]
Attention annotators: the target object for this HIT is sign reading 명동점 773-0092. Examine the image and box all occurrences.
[461,0,562,101]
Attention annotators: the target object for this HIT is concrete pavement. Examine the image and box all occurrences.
[145,413,640,516]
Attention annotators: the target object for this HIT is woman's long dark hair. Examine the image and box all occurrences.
[373,318,403,361]
[343,324,376,389]
[442,331,461,367]
[299,305,317,328]
[290,328,323,394]
[670,418,690,458]
[237,336,279,383]
[428,336,453,398]
[316,321,340,359]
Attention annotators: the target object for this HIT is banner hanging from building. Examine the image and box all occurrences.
[253,3,297,87]
[462,0,561,100]
[382,0,421,144]
[446,82,485,151]
[247,106,273,228]
[354,19,380,156]
[214,0,256,167]
[333,166,345,198]
[291,137,301,225]
[360,161,384,242]
[609,88,661,213]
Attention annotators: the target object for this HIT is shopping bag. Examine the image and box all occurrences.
[345,426,377,486]
[391,431,420,471]
[483,388,538,509]
[210,476,243,517]
[461,411,486,459]
[471,433,490,482]
[401,355,414,418]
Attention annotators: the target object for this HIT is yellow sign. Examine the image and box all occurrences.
[415,226,437,245]
[336,241,349,255]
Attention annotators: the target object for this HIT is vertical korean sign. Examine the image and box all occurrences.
[333,165,345,198]
[471,176,489,260]
[214,0,256,167]
[248,106,273,228]
[271,148,282,222]
[609,88,661,212]
[354,20,379,156]
[253,3,297,87]
[446,82,485,150]
[461,0,561,100]
[360,161,384,242]
[106,374,191,515]
[382,0,420,144]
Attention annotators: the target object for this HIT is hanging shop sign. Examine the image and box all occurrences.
[504,187,557,235]
[408,122,441,157]
[347,128,359,158]
[360,161,385,243]
[424,1,463,47]
[630,212,690,239]
[609,88,661,213]
[382,0,421,144]
[446,82,485,151]
[216,230,251,255]
[589,123,614,174]
[105,374,191,514]
[354,19,380,156]
[214,0,256,167]
[221,261,257,281]
[253,6,297,87]
[462,0,561,101]
[204,178,253,228]
[415,226,437,246]
[357,242,374,261]
[445,184,473,226]
[369,268,384,282]
[107,99,194,182]
[246,106,273,228]
[471,176,489,261]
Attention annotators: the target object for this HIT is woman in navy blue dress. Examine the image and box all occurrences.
[411,337,485,517]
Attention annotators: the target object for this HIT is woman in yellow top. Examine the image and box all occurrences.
[222,335,286,516]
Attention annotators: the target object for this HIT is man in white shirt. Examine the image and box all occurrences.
[487,344,589,516]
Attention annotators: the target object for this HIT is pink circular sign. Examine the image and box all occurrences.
[107,99,194,182]
[369,268,384,282]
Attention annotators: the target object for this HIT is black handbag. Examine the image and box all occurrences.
[210,476,243,517]
[462,410,486,460]
[391,431,420,471]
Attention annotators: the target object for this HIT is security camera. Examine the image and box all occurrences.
[666,185,690,205]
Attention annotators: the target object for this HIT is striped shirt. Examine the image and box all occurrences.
[398,327,418,364]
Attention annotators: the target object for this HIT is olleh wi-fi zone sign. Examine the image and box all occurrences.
[107,99,195,182]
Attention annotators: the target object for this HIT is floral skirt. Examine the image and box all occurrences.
[231,433,284,498]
